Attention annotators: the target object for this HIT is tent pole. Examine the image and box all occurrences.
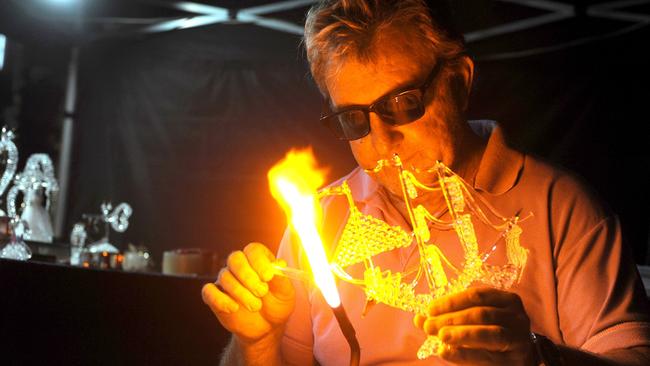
[54,46,79,239]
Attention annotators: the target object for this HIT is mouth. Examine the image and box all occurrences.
[363,154,440,190]
[363,158,394,174]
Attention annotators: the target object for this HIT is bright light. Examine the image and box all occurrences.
[268,149,341,307]
[175,2,228,16]
[180,15,229,29]
[0,34,5,71]
[43,0,77,5]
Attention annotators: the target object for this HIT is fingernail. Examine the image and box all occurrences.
[263,270,274,282]
[439,330,451,342]
[256,283,269,297]
[246,299,262,312]
[438,343,452,357]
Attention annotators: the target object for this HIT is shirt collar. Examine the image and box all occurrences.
[473,125,524,195]
[343,166,380,204]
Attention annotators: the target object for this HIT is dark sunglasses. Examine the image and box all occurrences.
[320,61,444,141]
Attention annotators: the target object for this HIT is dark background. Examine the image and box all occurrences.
[0,0,648,267]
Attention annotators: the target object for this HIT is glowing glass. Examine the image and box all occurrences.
[269,149,341,308]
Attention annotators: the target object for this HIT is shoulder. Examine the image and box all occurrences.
[520,154,610,222]
[516,154,618,257]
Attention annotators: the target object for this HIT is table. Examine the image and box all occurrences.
[0,258,229,365]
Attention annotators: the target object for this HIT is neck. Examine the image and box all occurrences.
[448,128,487,185]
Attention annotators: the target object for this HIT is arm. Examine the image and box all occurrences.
[413,175,650,365]
[219,333,284,366]
[202,243,295,366]
[557,344,650,366]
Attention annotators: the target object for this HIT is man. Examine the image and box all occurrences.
[202,1,650,365]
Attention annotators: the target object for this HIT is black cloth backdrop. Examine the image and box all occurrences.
[68,22,650,267]
[468,24,650,265]
[70,24,356,265]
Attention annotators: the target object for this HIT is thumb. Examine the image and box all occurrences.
[268,271,295,303]
[261,263,296,325]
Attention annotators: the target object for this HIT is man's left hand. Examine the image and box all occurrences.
[413,287,535,365]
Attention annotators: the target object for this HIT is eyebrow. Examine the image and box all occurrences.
[325,61,445,115]
[329,73,425,111]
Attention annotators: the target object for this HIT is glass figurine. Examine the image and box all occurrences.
[6,154,58,243]
[0,218,32,261]
[85,202,133,254]
[0,127,18,217]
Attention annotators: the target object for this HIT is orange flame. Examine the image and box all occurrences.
[268,148,340,308]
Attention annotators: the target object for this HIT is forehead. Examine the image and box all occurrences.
[322,23,434,107]
[324,50,427,108]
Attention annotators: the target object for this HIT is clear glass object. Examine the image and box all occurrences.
[122,244,153,272]
[6,153,58,243]
[69,222,87,265]
[85,202,132,254]
[0,127,18,217]
[0,219,32,261]
[316,155,531,359]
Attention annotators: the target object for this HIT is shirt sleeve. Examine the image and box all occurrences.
[555,206,650,353]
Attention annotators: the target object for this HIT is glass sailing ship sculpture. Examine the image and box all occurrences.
[316,154,529,359]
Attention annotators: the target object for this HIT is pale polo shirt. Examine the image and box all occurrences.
[277,126,650,365]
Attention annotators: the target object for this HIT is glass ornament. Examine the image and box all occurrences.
[6,154,58,243]
[0,127,18,217]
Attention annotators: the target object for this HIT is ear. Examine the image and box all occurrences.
[456,55,474,111]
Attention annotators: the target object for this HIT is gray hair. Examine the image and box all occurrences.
[304,0,466,96]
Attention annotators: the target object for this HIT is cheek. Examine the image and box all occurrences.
[348,140,374,167]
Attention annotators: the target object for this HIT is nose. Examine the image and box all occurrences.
[367,113,404,155]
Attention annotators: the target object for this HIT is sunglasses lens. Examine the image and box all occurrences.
[376,92,425,125]
[322,110,369,140]
[321,90,427,140]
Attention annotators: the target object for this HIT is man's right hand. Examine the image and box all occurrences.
[202,242,295,346]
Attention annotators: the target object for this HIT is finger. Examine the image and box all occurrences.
[439,325,515,352]
[201,283,240,314]
[439,345,507,366]
[218,268,262,312]
[244,242,276,284]
[413,313,426,329]
[227,250,268,298]
[422,307,513,335]
[256,259,295,325]
[429,288,522,316]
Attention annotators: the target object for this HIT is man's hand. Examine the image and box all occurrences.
[414,287,535,365]
[202,242,295,347]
